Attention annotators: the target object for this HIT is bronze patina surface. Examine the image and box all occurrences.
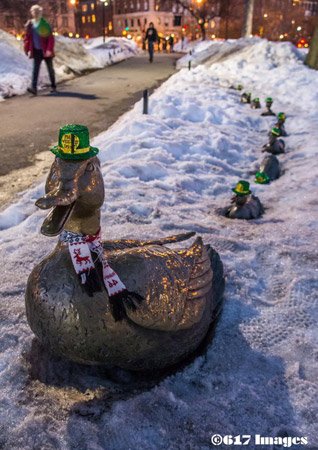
[25,153,224,371]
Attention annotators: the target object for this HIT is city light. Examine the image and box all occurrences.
[70,0,76,5]
[69,32,74,37]
[297,26,302,31]
[279,34,284,39]
[263,13,268,18]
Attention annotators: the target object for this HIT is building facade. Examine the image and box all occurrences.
[112,0,219,43]
[76,0,113,38]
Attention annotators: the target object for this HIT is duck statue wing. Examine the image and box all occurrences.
[104,237,221,331]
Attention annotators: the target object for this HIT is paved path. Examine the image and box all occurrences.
[0,53,180,208]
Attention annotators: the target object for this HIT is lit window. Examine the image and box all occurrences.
[92,14,96,22]
[137,2,140,9]
[91,3,95,9]
[82,16,86,23]
[87,15,91,22]
[108,21,113,30]
[82,4,88,12]
[144,1,148,10]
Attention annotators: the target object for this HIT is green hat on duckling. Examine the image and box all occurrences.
[253,97,260,101]
[271,127,281,137]
[266,97,273,103]
[278,112,286,121]
[51,124,99,160]
[255,171,270,184]
[232,180,252,196]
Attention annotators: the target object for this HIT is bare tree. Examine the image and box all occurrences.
[174,0,220,40]
[305,25,318,69]
[1,0,33,29]
[242,0,255,37]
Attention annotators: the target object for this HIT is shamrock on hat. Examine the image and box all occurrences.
[51,124,99,160]
[255,171,270,185]
[232,180,252,196]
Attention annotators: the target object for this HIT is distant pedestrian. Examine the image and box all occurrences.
[24,4,56,96]
[168,35,174,53]
[145,22,158,63]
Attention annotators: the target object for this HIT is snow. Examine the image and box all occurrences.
[0,38,318,449]
[0,30,139,99]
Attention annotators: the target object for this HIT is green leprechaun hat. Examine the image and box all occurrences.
[265,97,273,103]
[255,171,270,184]
[232,180,252,196]
[51,124,99,160]
[271,127,281,137]
[277,112,286,121]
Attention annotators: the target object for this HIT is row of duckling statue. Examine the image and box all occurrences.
[241,92,276,116]
[225,104,289,220]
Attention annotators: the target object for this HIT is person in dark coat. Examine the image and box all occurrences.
[145,22,158,63]
[168,35,174,53]
[24,4,56,95]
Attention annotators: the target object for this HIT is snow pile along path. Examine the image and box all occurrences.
[0,30,139,99]
[0,39,317,449]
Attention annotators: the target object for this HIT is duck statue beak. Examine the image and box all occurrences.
[36,197,76,237]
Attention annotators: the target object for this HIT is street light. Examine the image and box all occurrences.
[100,0,108,43]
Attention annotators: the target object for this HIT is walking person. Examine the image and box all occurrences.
[168,34,174,53]
[145,22,158,63]
[24,4,56,96]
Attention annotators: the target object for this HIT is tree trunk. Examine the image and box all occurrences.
[305,26,318,70]
[200,22,206,41]
[242,0,255,38]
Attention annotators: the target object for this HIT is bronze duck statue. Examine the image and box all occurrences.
[25,125,224,371]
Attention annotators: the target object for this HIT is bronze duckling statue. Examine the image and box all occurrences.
[258,154,280,181]
[226,180,264,220]
[251,97,261,109]
[261,97,276,116]
[275,112,288,137]
[241,92,251,104]
[25,125,225,371]
[262,127,285,155]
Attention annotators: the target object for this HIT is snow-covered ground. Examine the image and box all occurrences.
[0,30,139,99]
[0,39,318,449]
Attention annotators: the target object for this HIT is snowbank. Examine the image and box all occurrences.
[0,39,317,448]
[0,30,139,99]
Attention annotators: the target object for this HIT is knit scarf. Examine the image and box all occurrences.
[60,229,126,297]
